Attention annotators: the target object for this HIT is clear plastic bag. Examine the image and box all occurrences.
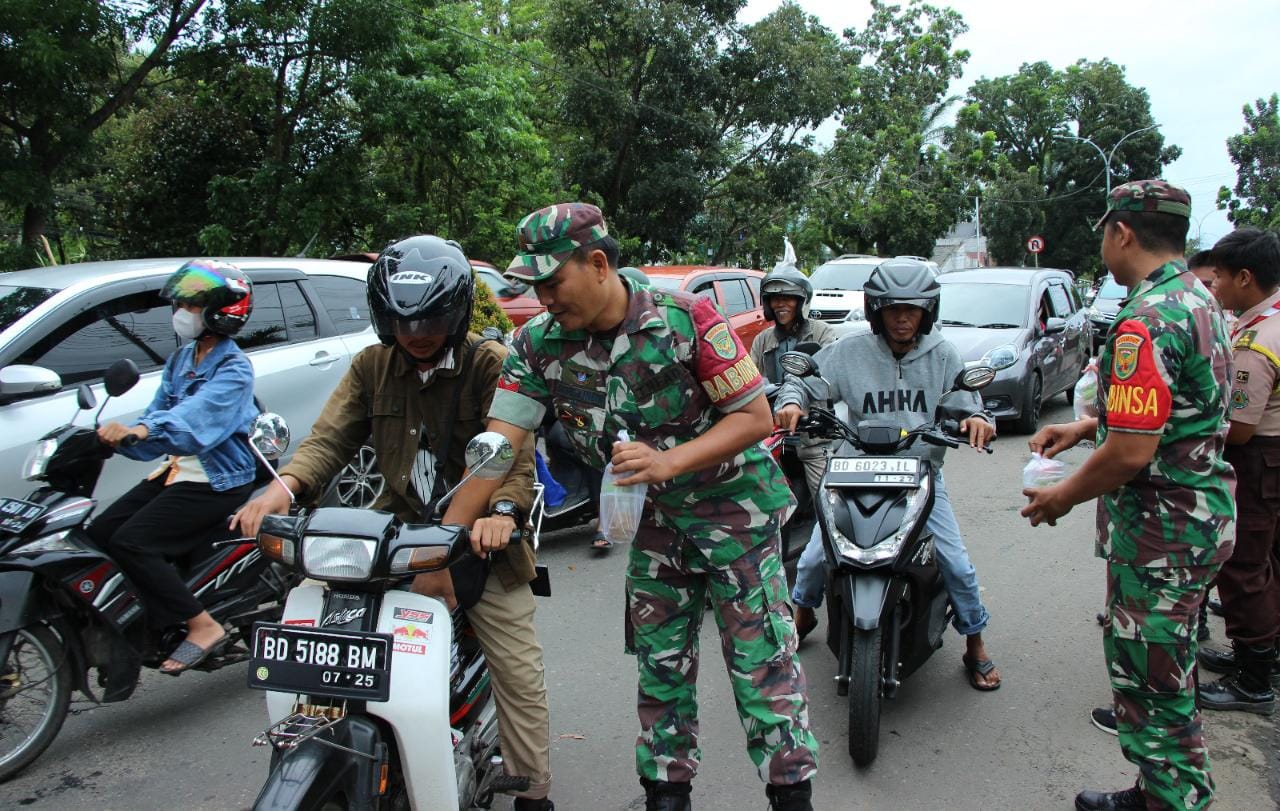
[599,430,648,544]
[1022,452,1068,489]
[1073,358,1100,421]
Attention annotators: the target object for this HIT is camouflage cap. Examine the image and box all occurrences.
[1094,179,1192,230]
[505,203,610,282]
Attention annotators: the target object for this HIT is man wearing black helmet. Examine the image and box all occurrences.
[233,236,555,809]
[774,259,1002,690]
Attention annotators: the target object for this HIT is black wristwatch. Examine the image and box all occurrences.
[489,499,522,525]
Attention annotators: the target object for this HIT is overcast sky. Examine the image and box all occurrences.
[742,0,1280,246]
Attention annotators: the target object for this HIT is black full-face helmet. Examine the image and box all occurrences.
[368,235,474,350]
[760,264,813,321]
[864,258,940,336]
[160,259,254,337]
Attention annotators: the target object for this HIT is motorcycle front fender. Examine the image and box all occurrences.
[841,571,902,631]
[253,715,385,811]
[0,570,40,637]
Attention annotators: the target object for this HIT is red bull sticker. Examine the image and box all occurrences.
[392,607,434,624]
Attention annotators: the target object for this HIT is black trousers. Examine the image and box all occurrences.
[87,477,253,628]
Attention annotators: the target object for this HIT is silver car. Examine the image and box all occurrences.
[936,268,1093,433]
[0,258,381,508]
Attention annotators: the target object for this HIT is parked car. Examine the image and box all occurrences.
[1087,274,1126,353]
[473,261,545,327]
[640,265,768,346]
[0,257,381,509]
[808,255,941,332]
[936,268,1092,433]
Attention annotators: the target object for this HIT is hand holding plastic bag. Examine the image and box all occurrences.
[1022,452,1068,489]
[1073,358,1100,421]
[599,430,648,544]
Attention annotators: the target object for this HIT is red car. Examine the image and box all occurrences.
[640,265,768,346]
[472,261,545,327]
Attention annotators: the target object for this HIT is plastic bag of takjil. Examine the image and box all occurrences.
[1073,358,1100,420]
[599,430,648,544]
[1022,452,1068,489]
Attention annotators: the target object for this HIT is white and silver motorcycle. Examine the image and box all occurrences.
[247,432,546,810]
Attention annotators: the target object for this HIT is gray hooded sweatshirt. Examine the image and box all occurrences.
[775,329,990,468]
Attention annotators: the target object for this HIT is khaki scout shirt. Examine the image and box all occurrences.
[280,334,537,590]
[1229,290,1280,436]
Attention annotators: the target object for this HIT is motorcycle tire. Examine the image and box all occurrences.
[847,627,883,767]
[0,625,72,781]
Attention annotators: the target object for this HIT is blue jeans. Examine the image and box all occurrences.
[791,471,990,636]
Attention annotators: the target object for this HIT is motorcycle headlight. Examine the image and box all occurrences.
[980,344,1019,371]
[13,530,77,555]
[301,536,376,581]
[821,473,932,565]
[22,438,58,481]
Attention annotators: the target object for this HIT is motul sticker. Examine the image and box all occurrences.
[393,607,434,623]
[393,641,426,655]
[284,618,315,627]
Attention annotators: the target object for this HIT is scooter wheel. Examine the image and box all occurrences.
[0,625,72,780]
[847,627,883,767]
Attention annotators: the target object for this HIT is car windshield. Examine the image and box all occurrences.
[648,277,683,291]
[0,285,58,334]
[809,262,880,291]
[1095,276,1125,301]
[937,283,1030,329]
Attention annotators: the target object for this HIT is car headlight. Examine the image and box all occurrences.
[845,308,865,322]
[13,530,77,555]
[821,474,932,565]
[302,536,377,581]
[980,344,1019,371]
[22,438,58,481]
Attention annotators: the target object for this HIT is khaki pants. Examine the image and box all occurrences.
[797,442,830,498]
[468,570,553,799]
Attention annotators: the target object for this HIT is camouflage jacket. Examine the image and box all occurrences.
[1095,260,1236,567]
[489,279,794,566]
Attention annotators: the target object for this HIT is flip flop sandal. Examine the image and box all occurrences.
[590,535,614,552]
[962,653,1001,691]
[161,634,228,676]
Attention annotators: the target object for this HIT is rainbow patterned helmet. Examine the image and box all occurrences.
[160,259,254,337]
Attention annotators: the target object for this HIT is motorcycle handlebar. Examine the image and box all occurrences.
[119,434,141,448]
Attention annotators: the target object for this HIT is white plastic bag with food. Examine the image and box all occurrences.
[1073,358,1100,420]
[1022,452,1068,489]
[599,430,648,544]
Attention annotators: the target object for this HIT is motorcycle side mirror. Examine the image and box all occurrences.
[956,366,996,392]
[779,351,817,377]
[464,431,516,480]
[250,412,291,461]
[77,384,96,411]
[794,341,822,356]
[103,358,141,398]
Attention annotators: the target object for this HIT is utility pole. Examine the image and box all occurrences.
[1054,124,1160,196]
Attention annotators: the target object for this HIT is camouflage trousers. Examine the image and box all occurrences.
[624,525,819,785]
[1104,561,1219,810]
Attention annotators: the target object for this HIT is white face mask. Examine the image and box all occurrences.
[172,308,205,341]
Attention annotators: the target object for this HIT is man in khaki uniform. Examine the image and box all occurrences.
[1199,227,1280,715]
[234,235,555,809]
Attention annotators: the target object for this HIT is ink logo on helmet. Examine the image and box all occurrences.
[1113,334,1144,381]
[389,271,434,285]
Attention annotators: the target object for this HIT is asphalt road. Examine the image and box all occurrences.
[1,400,1275,810]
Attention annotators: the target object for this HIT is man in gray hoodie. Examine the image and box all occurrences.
[774,259,1002,690]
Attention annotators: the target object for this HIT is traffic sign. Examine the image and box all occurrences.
[1027,235,1045,254]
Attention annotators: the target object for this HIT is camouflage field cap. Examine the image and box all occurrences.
[505,202,610,282]
[1094,180,1192,230]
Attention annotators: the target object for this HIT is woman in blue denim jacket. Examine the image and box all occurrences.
[89,260,259,674]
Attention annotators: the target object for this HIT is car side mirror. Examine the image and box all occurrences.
[0,364,63,399]
[103,359,141,398]
[1044,317,1067,335]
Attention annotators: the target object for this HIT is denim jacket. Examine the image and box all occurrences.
[119,337,259,491]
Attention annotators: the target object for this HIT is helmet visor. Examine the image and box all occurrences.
[391,314,455,337]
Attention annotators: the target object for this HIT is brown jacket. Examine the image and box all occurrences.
[280,333,537,589]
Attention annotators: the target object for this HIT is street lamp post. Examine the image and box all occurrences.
[1055,124,1160,196]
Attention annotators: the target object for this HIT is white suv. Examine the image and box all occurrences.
[808,254,940,337]
[0,258,381,508]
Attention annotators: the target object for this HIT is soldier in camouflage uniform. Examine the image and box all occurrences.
[1022,181,1235,811]
[455,203,818,811]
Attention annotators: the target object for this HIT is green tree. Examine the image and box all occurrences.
[0,0,211,269]
[1218,94,1280,229]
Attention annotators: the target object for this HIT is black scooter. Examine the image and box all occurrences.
[0,359,297,780]
[781,350,995,766]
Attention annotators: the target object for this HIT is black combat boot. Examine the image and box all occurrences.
[1199,643,1277,715]
[641,778,692,811]
[766,779,813,811]
[513,798,554,811]
[1074,782,1145,810]
[1199,640,1280,685]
